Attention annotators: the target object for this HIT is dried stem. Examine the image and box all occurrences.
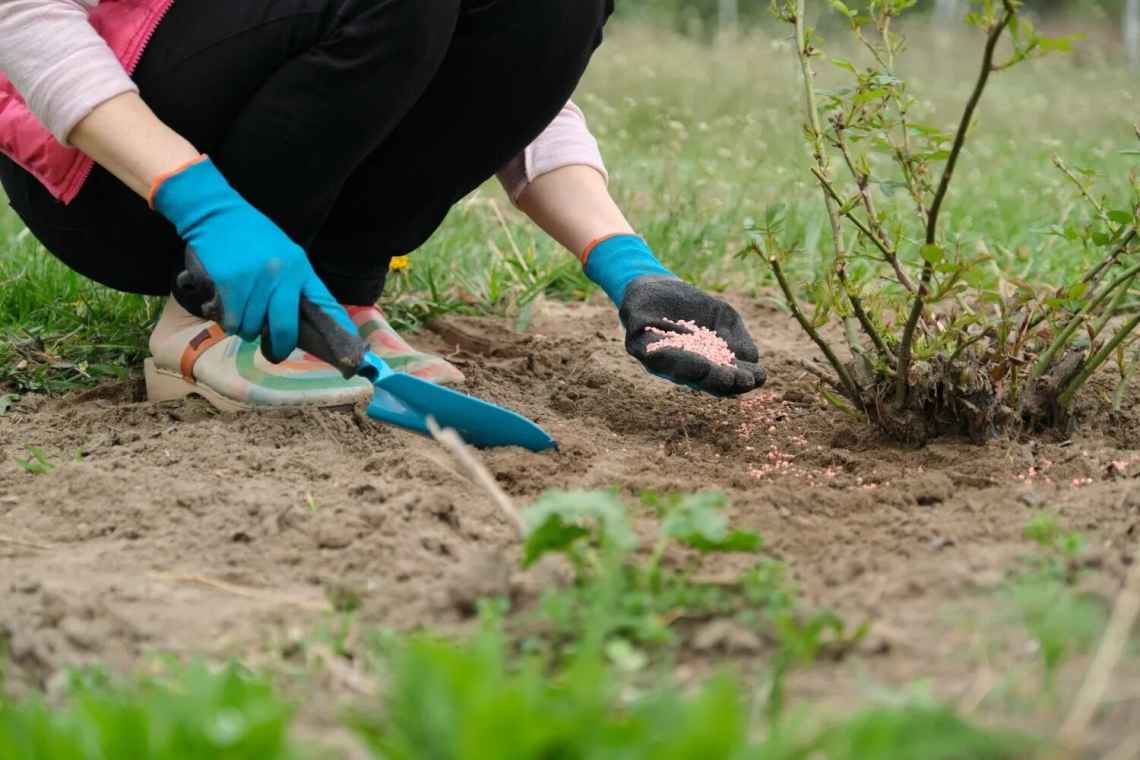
[150,573,331,612]
[894,2,1016,406]
[0,535,53,551]
[426,417,525,538]
[1056,541,1140,753]
[765,250,863,404]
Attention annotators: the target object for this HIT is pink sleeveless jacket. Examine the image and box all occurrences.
[0,0,173,204]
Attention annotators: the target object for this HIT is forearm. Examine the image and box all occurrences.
[69,92,200,200]
[515,165,634,257]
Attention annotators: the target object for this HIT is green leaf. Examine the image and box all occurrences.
[1066,282,1090,300]
[1108,210,1135,225]
[829,0,857,17]
[522,515,590,568]
[522,490,638,566]
[1121,150,1140,157]
[1092,232,1113,246]
[920,244,945,265]
[14,447,55,475]
[661,493,763,554]
[831,57,857,74]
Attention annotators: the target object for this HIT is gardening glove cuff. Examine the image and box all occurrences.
[582,234,676,305]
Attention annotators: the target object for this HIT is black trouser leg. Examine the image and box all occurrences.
[310,0,614,304]
[0,0,611,305]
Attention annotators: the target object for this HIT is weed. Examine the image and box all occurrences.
[1007,514,1108,689]
[14,447,54,475]
[0,663,300,760]
[521,490,768,653]
[348,608,1030,760]
[519,488,865,712]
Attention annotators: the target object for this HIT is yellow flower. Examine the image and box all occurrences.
[388,256,410,273]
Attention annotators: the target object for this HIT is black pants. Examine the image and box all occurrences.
[0,0,612,304]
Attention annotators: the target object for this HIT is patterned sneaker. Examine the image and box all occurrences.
[346,305,465,386]
[145,309,373,411]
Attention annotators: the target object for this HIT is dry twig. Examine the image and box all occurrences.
[0,535,53,551]
[426,418,525,538]
[150,573,331,612]
[1057,545,1140,754]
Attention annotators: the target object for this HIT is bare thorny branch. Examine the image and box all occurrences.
[894,0,1017,406]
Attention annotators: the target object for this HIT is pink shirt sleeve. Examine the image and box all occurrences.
[0,0,138,144]
[497,101,608,204]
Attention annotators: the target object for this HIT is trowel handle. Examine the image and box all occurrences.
[173,247,368,380]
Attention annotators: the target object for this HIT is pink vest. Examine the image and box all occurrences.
[0,0,174,204]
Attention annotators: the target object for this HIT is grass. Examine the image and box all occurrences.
[1,20,1136,394]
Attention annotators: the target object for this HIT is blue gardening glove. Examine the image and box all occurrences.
[584,234,766,397]
[153,157,354,363]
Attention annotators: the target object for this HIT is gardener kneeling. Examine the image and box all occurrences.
[0,0,766,409]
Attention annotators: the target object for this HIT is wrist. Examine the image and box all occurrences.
[582,234,675,305]
[151,156,238,239]
[148,155,210,210]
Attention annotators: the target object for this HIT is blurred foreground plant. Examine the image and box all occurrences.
[759,0,1139,444]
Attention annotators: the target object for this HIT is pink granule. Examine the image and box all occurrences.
[645,320,736,366]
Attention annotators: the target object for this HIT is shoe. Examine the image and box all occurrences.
[145,311,373,411]
[347,305,465,386]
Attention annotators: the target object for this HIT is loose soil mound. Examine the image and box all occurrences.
[3,296,1140,740]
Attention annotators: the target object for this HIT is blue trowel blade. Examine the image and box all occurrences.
[366,372,556,453]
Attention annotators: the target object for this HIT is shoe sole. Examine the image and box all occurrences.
[144,359,365,413]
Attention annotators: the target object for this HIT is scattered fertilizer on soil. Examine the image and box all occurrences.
[645,320,736,366]
[5,297,1140,752]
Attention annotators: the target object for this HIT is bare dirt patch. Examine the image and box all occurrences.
[3,296,1140,740]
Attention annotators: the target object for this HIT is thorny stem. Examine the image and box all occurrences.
[1088,271,1140,345]
[764,249,863,405]
[794,0,847,268]
[1023,226,1138,337]
[1053,154,1113,228]
[838,264,895,363]
[811,167,915,291]
[1059,315,1140,410]
[833,128,915,292]
[894,1,1016,407]
[1084,227,1138,289]
[881,16,927,220]
[1030,260,1140,392]
[856,13,927,219]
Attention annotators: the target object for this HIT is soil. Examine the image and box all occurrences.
[3,296,1140,748]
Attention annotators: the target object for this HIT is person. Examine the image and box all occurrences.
[0,0,767,414]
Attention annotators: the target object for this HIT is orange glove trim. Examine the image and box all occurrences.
[148,155,209,210]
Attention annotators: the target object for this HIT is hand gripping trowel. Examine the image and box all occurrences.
[174,249,557,452]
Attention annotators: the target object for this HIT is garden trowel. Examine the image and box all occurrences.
[174,250,557,452]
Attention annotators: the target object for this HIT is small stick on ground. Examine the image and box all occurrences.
[0,535,54,551]
[426,418,525,538]
[150,573,331,612]
[1056,543,1140,755]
